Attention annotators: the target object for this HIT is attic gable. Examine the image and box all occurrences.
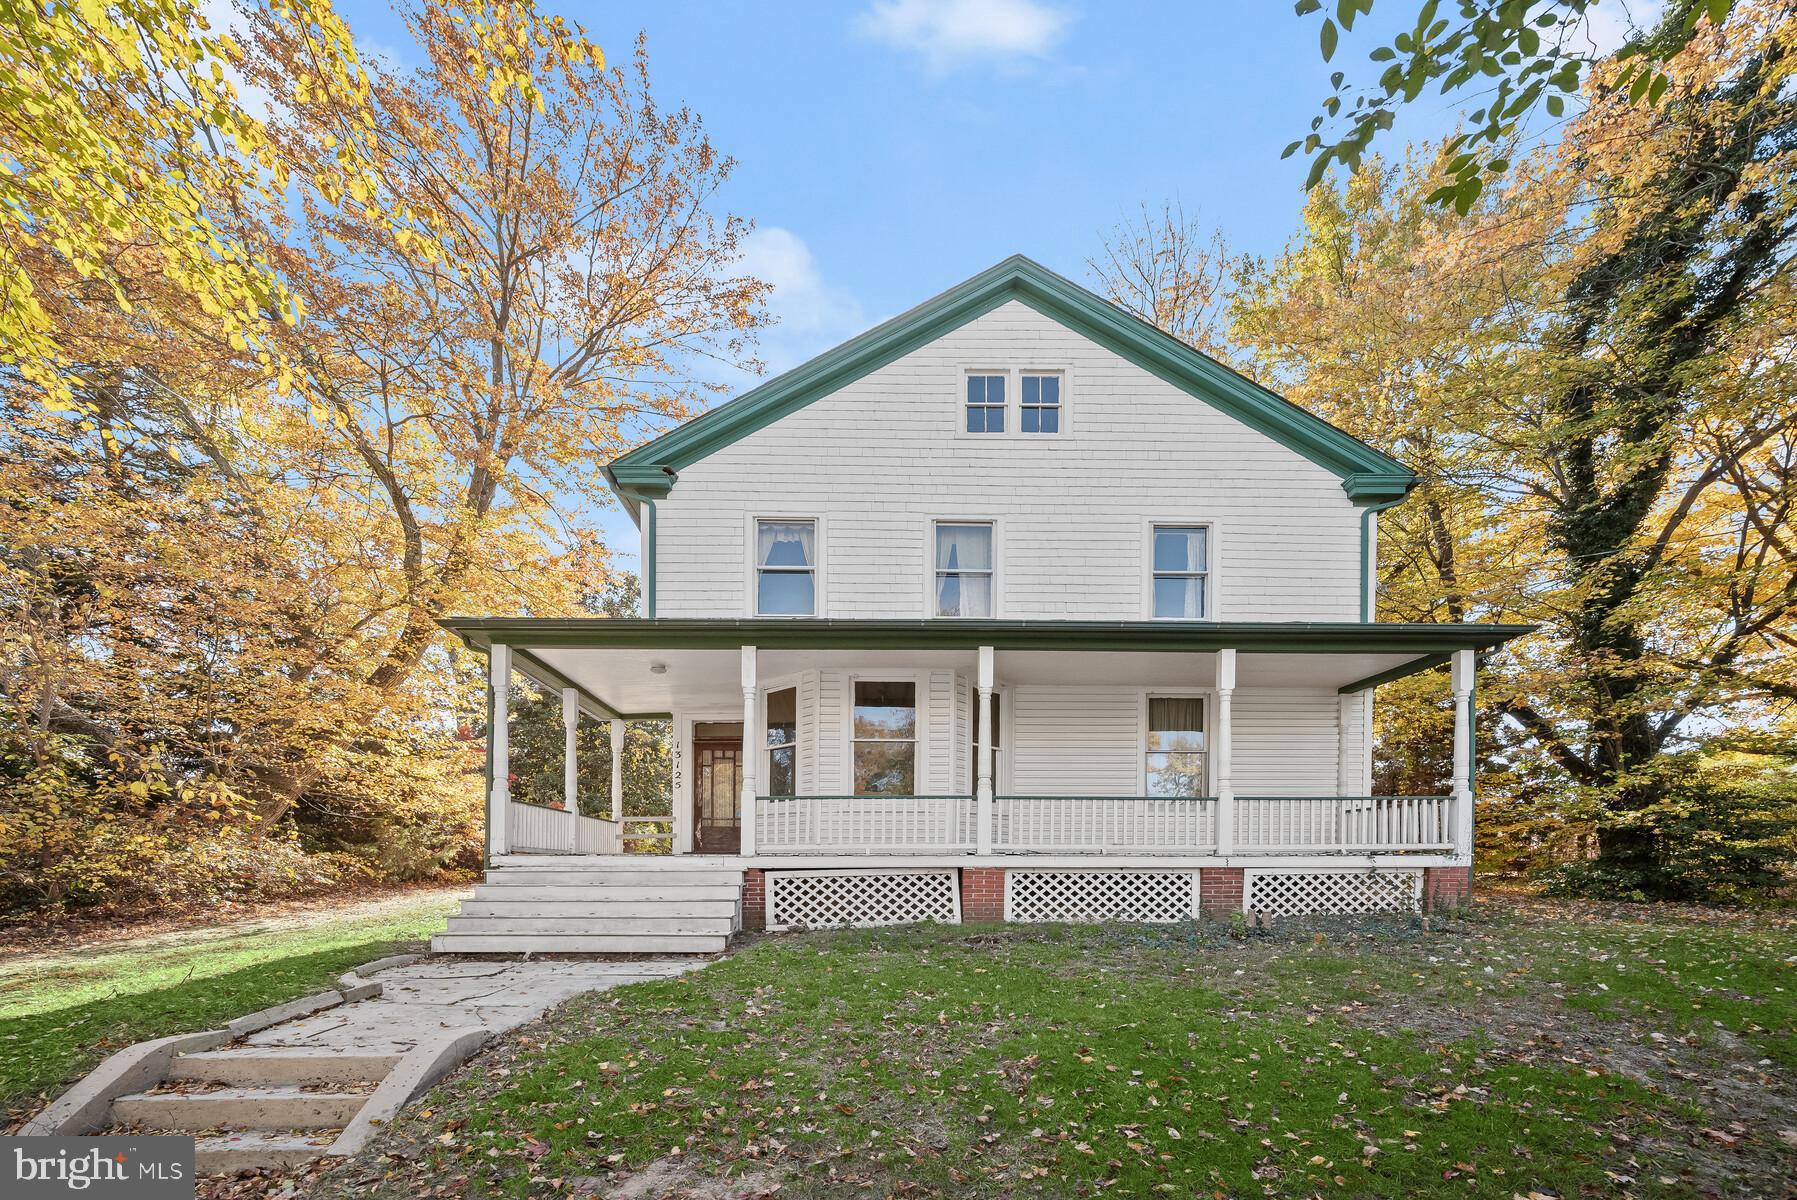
[605,256,1415,506]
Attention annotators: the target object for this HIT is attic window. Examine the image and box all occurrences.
[1021,373,1061,433]
[965,374,1005,433]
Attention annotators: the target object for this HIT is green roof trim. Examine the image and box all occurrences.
[440,617,1530,655]
[607,255,1418,505]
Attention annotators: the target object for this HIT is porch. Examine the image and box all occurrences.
[459,618,1527,866]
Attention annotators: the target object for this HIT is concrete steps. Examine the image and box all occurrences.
[113,1085,367,1131]
[433,859,743,955]
[192,1131,339,1173]
[430,932,730,954]
[167,1050,400,1087]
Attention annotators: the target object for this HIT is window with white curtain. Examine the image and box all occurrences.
[765,686,797,796]
[934,522,994,617]
[755,519,816,616]
[1145,697,1207,796]
[1151,525,1209,618]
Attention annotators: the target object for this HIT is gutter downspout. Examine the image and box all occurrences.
[1358,499,1405,623]
[641,496,657,618]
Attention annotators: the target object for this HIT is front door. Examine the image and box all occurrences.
[693,735,744,854]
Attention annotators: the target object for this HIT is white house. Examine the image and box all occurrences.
[433,257,1527,953]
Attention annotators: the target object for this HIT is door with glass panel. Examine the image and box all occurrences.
[692,721,744,854]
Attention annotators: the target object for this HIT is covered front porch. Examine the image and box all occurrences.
[448,619,1527,867]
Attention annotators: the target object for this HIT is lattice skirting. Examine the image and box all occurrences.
[765,870,961,930]
[1243,869,1423,918]
[1004,870,1199,924]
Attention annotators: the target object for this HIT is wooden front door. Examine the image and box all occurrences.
[693,737,744,854]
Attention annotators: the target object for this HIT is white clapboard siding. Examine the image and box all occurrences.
[654,301,1360,622]
[1233,688,1343,796]
[953,672,971,793]
[816,671,848,795]
[1008,685,1142,796]
[797,669,820,797]
[925,670,955,794]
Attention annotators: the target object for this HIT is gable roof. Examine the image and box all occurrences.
[605,255,1416,508]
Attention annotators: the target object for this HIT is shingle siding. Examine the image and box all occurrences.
[653,301,1360,622]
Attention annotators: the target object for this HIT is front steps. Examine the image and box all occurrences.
[432,857,744,954]
[107,1046,397,1171]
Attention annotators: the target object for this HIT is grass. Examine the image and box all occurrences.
[325,897,1797,1200]
[0,888,463,1120]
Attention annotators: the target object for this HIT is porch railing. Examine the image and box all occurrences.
[1234,795,1456,853]
[507,799,622,855]
[755,794,979,853]
[994,795,1217,853]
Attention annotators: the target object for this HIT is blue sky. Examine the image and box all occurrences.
[340,0,1649,574]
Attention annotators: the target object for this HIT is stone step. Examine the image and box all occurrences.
[446,915,733,935]
[193,1130,338,1173]
[112,1085,367,1131]
[168,1050,401,1087]
[471,884,741,902]
[481,869,743,887]
[431,932,730,954]
[458,899,739,919]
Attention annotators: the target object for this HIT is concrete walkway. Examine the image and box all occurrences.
[242,958,705,1056]
[30,955,714,1171]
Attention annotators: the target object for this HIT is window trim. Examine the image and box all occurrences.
[759,679,801,797]
[961,369,1009,435]
[954,366,1072,439]
[748,515,822,618]
[1018,370,1064,435]
[926,517,1000,619]
[1143,519,1219,620]
[1137,688,1216,797]
[846,673,923,797]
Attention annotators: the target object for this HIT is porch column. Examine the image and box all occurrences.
[609,718,625,824]
[1214,648,1235,856]
[562,687,580,851]
[1450,648,1475,863]
[487,643,512,859]
[740,645,758,857]
[975,645,995,856]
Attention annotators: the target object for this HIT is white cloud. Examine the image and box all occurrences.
[855,0,1073,70]
[736,228,869,376]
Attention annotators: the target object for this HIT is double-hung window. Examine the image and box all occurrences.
[755,519,816,616]
[1020,373,1061,433]
[1151,524,1209,618]
[1145,697,1207,797]
[765,686,798,796]
[965,373,1005,433]
[934,521,994,617]
[852,680,916,794]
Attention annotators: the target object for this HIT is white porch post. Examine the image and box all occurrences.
[1214,648,1235,855]
[1450,648,1475,862]
[609,718,625,824]
[1336,691,1358,845]
[976,645,995,856]
[740,645,758,857]
[561,687,579,851]
[487,643,512,859]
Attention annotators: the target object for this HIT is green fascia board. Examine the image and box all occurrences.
[607,255,1418,505]
[438,616,1533,655]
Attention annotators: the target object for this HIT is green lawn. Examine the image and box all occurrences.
[324,898,1797,1200]
[0,889,463,1120]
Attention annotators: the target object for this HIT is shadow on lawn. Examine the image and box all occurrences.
[0,937,422,1124]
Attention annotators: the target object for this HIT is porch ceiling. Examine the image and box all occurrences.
[442,618,1532,717]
